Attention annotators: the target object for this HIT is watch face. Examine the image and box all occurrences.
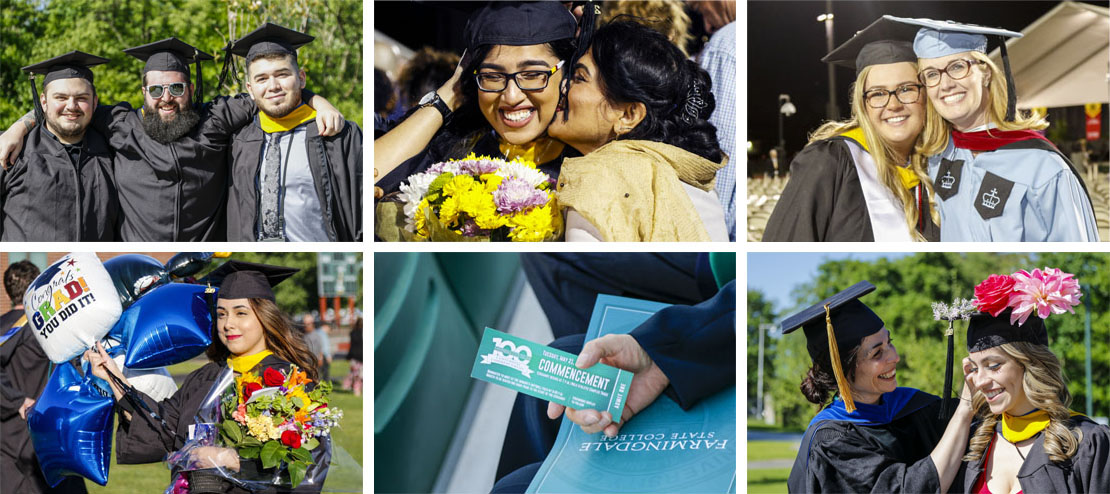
[419,91,436,106]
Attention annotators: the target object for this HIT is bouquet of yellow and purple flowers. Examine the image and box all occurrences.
[217,365,342,488]
[396,154,563,241]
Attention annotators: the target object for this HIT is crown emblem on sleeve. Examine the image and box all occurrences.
[940,171,956,189]
[982,188,1001,209]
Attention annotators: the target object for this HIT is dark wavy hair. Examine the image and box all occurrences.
[429,39,577,160]
[588,20,722,162]
[206,298,320,381]
[800,340,861,406]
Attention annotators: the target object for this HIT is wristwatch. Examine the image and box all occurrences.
[418,91,451,119]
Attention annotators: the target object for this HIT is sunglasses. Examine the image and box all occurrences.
[145,82,187,98]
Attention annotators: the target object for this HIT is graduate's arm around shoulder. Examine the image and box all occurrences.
[761,139,855,242]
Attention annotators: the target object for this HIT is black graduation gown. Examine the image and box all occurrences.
[0,125,118,241]
[762,138,939,242]
[226,117,363,242]
[0,325,88,493]
[92,95,256,242]
[788,391,950,494]
[955,416,1110,494]
[115,355,329,493]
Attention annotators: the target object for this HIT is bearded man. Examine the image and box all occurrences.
[0,51,118,241]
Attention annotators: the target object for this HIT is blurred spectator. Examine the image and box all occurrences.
[694,0,736,240]
[395,47,460,115]
[302,314,326,378]
[601,0,692,56]
[342,318,363,396]
[375,68,398,138]
[319,323,334,384]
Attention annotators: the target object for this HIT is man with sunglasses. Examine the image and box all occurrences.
[224,23,362,242]
[0,52,119,242]
[0,38,344,242]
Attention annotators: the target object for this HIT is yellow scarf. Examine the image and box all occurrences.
[839,128,920,190]
[498,137,562,163]
[228,349,273,374]
[1001,409,1084,443]
[260,104,316,133]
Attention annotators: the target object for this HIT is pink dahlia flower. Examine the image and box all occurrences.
[1007,267,1081,326]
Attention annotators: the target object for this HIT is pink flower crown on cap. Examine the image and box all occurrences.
[973,267,1082,326]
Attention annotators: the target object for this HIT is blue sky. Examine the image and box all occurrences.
[747,252,911,311]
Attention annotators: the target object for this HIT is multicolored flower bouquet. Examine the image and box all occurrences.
[217,365,342,488]
[972,267,1082,326]
[396,154,563,241]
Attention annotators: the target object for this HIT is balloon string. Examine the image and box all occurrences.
[104,368,177,450]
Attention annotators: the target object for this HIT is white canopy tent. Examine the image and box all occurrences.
[989,1,1110,109]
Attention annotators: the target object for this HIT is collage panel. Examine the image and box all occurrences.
[747,1,1108,242]
[0,252,364,493]
[0,1,364,243]
[374,0,737,242]
[747,252,1110,493]
[374,252,736,493]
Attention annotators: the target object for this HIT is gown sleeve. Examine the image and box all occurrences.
[761,140,872,242]
[1073,421,1110,493]
[114,364,218,464]
[1028,157,1101,242]
[802,423,941,494]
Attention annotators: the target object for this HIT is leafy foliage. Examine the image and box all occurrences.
[0,0,362,126]
[751,253,1109,429]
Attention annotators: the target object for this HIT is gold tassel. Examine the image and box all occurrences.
[825,304,855,413]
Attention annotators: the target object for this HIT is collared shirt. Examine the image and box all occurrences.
[698,22,736,241]
[258,126,328,242]
[927,132,1099,242]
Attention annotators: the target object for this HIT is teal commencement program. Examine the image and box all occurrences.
[537,358,611,389]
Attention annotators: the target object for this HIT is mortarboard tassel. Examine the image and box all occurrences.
[194,48,203,107]
[559,0,598,122]
[999,39,1017,122]
[217,41,235,91]
[28,74,44,127]
[825,304,855,413]
[939,320,955,419]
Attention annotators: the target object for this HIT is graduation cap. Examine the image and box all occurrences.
[821,16,922,75]
[200,260,299,302]
[967,310,1049,353]
[229,22,314,64]
[124,37,213,103]
[463,1,578,52]
[781,281,885,413]
[882,15,1024,122]
[22,51,109,124]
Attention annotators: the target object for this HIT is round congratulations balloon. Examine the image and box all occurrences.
[25,253,123,363]
[28,363,114,487]
[114,353,178,401]
[103,254,169,309]
[113,283,214,369]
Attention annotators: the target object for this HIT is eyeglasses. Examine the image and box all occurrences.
[145,82,187,98]
[474,61,564,92]
[917,59,986,88]
[864,84,925,108]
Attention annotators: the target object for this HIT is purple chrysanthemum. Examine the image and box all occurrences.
[460,158,501,175]
[494,177,548,214]
[458,217,493,237]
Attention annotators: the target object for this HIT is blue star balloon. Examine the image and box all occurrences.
[103,254,169,310]
[27,363,114,487]
[113,283,214,370]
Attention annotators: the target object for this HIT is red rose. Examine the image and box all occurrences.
[974,274,1016,316]
[281,430,302,449]
[263,368,285,387]
[242,382,263,401]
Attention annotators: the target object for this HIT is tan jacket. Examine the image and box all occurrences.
[556,140,724,242]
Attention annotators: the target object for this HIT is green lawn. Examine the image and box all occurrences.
[747,440,798,462]
[748,467,791,494]
[83,360,362,493]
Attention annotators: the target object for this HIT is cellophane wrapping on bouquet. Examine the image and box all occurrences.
[163,364,347,493]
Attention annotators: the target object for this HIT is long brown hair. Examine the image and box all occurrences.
[206,298,320,381]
